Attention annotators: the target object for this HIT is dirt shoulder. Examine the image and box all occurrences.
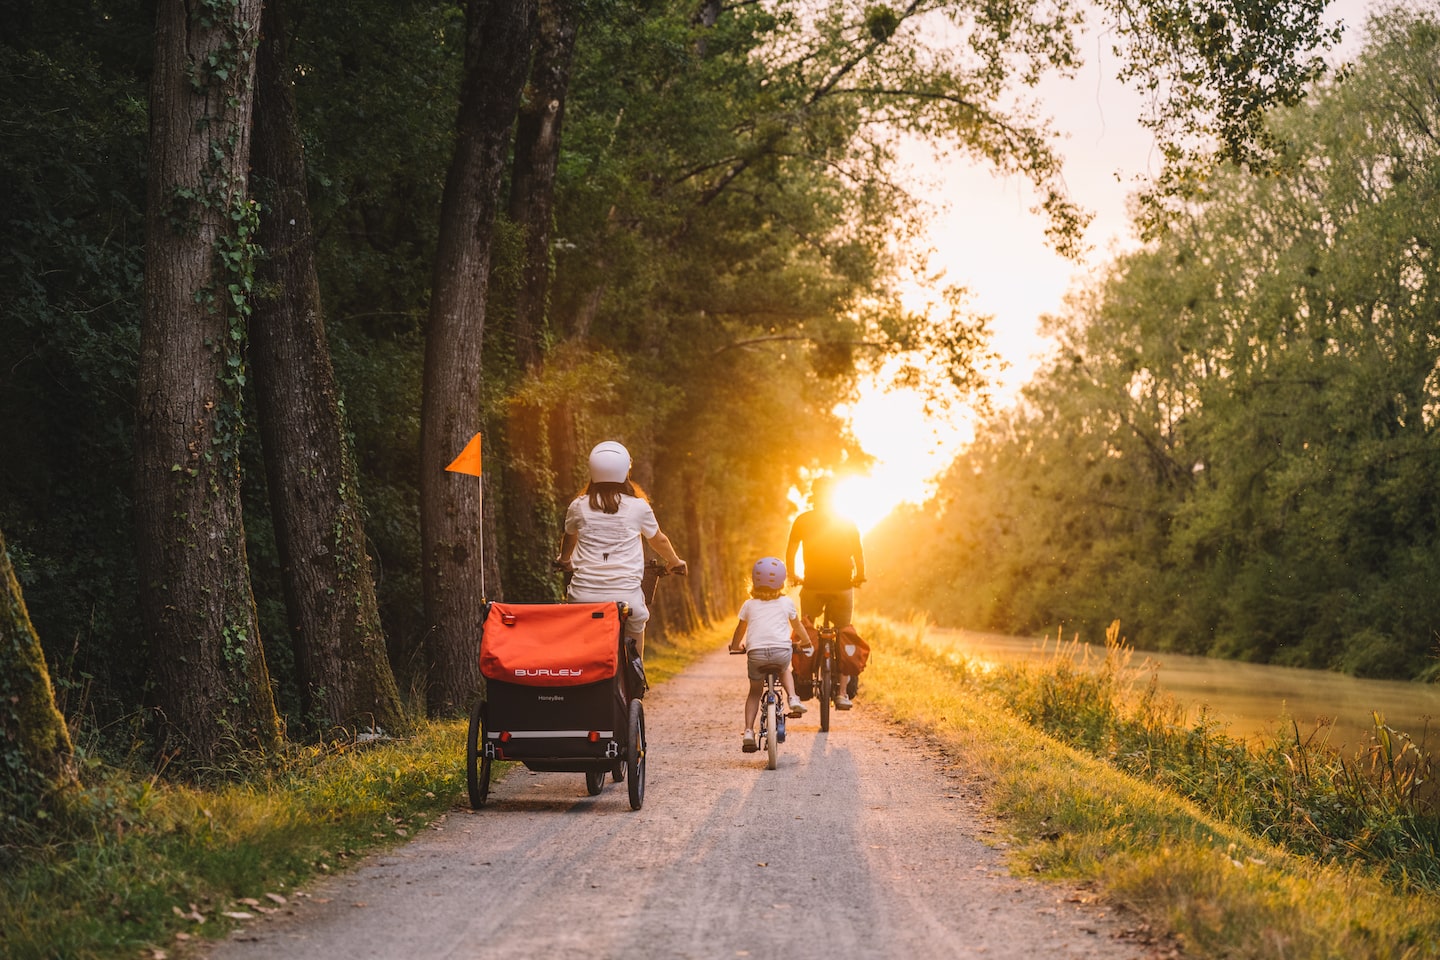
[203,647,1155,960]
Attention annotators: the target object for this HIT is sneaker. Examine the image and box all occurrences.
[836,694,853,710]
[742,730,758,753]
[788,697,807,717]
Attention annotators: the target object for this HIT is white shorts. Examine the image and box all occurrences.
[567,584,648,639]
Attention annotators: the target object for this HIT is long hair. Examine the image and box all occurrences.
[577,479,648,514]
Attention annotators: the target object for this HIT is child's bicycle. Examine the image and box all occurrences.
[728,648,787,770]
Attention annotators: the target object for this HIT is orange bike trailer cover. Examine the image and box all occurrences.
[479,602,622,686]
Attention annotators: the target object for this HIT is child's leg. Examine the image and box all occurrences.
[781,665,798,702]
[744,679,763,730]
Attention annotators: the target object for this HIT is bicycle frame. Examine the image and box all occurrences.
[756,668,785,770]
[811,618,841,733]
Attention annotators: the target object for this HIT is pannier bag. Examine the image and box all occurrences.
[791,618,820,700]
[837,624,870,676]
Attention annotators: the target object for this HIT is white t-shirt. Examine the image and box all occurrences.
[564,494,659,594]
[738,596,799,654]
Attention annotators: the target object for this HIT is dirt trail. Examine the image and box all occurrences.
[203,647,1155,960]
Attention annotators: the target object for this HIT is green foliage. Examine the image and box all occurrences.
[0,10,152,735]
[0,0,1365,767]
[870,9,1440,679]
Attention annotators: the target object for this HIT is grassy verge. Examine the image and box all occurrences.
[857,614,1440,960]
[0,627,720,960]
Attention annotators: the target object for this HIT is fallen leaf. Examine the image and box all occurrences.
[237,898,261,907]
[222,911,254,920]
[265,893,287,905]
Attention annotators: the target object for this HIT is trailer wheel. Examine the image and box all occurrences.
[626,699,646,810]
[466,698,492,808]
[585,768,606,796]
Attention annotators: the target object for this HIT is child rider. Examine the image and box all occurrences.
[727,556,807,753]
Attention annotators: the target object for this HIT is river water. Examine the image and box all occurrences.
[924,627,1440,755]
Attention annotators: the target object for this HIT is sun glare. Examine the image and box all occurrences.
[824,367,972,534]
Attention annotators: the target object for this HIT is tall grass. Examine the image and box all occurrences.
[979,621,1440,891]
[859,614,1440,959]
[0,721,468,960]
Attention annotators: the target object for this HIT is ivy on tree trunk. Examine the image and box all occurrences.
[136,0,282,768]
[0,528,77,827]
[250,0,410,738]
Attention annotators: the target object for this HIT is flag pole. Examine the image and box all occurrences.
[445,432,486,600]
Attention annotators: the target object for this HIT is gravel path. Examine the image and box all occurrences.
[203,647,1157,960]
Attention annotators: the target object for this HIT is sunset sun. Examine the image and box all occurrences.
[825,366,973,535]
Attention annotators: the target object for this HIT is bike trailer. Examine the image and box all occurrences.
[467,600,648,810]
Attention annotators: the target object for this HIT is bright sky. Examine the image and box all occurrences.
[835,0,1377,535]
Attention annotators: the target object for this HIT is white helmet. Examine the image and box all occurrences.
[588,440,632,484]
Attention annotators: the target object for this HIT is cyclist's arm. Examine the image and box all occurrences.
[785,521,802,584]
[728,619,748,652]
[555,532,578,571]
[645,529,686,573]
[851,527,866,585]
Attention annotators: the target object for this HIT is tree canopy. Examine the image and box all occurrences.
[0,0,1352,774]
[867,6,1440,680]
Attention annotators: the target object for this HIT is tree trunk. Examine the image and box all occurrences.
[508,0,578,370]
[250,0,409,738]
[498,0,579,603]
[0,528,78,811]
[682,467,712,623]
[136,0,282,768]
[420,0,535,716]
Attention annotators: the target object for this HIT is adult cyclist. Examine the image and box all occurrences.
[785,475,866,708]
[555,440,686,659]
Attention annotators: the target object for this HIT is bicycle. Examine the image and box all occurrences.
[813,617,839,733]
[792,575,862,732]
[729,647,787,770]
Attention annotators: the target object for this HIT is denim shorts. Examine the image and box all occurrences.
[746,646,791,681]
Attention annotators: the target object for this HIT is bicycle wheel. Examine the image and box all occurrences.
[585,768,606,796]
[818,653,832,733]
[626,698,646,810]
[466,698,492,809]
[764,697,779,770]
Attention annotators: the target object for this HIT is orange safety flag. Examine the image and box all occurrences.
[445,432,483,476]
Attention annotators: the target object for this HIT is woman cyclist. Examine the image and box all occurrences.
[554,440,686,658]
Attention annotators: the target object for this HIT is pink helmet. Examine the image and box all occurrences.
[751,556,787,591]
